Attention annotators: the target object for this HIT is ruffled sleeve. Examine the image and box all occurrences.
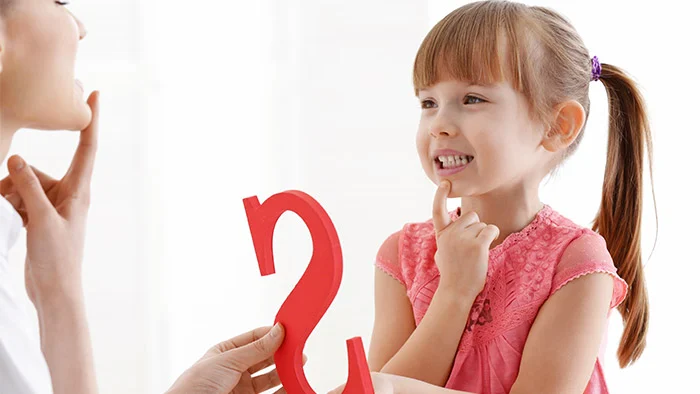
[375,230,409,288]
[550,229,628,309]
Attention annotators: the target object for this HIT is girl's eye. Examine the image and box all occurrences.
[421,99,437,109]
[464,95,485,105]
[56,1,70,6]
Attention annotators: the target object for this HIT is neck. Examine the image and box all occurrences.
[0,117,20,165]
[460,181,544,248]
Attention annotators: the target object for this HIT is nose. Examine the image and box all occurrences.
[429,110,459,138]
[72,12,87,40]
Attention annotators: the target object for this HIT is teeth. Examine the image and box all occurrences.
[437,154,472,168]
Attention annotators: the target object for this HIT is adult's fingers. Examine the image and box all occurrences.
[432,181,452,234]
[248,356,275,375]
[29,166,57,188]
[2,193,28,226]
[221,323,285,372]
[212,325,274,354]
[249,353,306,375]
[3,193,22,211]
[65,91,100,195]
[7,156,53,220]
[0,175,13,196]
[251,368,281,393]
[0,168,57,197]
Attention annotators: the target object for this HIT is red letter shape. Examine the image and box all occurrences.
[243,191,374,394]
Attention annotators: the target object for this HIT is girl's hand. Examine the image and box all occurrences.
[432,180,500,298]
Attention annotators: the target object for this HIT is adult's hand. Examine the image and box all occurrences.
[0,91,100,306]
[167,324,305,394]
[0,91,100,394]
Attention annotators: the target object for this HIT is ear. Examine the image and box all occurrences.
[541,100,586,153]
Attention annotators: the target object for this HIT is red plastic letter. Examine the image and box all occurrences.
[243,191,374,394]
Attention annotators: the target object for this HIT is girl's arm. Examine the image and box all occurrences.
[368,230,477,387]
[369,256,476,387]
[377,281,475,387]
[329,371,479,394]
[509,272,614,394]
[375,372,477,394]
[368,266,417,372]
[372,183,495,387]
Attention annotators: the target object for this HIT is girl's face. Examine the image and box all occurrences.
[416,79,548,198]
[0,0,90,132]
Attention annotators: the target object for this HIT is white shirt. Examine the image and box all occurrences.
[0,196,53,393]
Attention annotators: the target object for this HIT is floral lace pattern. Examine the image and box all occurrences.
[374,205,628,393]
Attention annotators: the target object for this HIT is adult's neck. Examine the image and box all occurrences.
[0,118,19,165]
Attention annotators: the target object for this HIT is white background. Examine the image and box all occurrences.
[3,0,699,392]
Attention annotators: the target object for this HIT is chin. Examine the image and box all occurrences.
[433,176,478,198]
[34,102,92,131]
[70,104,93,130]
[448,183,475,198]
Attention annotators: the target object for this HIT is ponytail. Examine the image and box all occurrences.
[593,63,657,368]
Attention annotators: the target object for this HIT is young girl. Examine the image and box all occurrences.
[368,2,654,393]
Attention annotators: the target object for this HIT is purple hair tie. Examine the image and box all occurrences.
[591,56,602,82]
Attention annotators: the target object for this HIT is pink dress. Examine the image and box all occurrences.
[375,205,628,394]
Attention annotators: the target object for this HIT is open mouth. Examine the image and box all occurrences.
[435,154,474,169]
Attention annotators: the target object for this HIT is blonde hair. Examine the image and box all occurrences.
[414,0,656,368]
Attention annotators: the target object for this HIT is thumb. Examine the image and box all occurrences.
[222,323,285,371]
[7,156,52,220]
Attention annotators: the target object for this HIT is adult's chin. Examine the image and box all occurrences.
[22,84,92,131]
[68,100,93,131]
[33,100,92,131]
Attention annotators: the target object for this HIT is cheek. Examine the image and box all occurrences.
[415,125,437,179]
[471,128,518,171]
[478,129,537,176]
[16,26,75,97]
[415,126,432,162]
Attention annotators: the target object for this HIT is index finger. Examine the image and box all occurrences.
[65,91,100,193]
[432,180,452,234]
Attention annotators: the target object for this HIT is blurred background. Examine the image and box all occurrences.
[4,0,698,392]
